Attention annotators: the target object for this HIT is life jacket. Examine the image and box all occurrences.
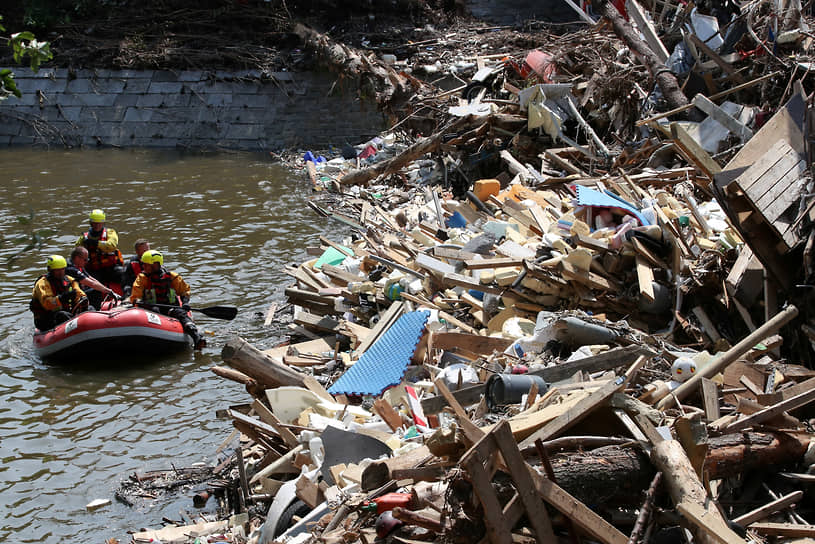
[29,274,74,316]
[142,268,179,305]
[83,228,124,271]
[128,258,143,279]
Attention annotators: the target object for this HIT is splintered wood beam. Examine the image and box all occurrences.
[732,490,804,526]
[653,440,738,544]
[721,386,815,434]
[518,374,625,449]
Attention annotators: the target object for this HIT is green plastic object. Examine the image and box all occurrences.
[314,246,352,270]
[678,215,690,227]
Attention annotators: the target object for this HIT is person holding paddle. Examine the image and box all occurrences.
[130,249,206,349]
[75,209,125,285]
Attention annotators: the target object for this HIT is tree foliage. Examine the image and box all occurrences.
[1,14,53,100]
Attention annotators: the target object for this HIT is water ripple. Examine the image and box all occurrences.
[0,147,305,541]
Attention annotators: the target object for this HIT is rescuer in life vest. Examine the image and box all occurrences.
[130,250,206,350]
[75,209,124,285]
[30,255,89,331]
[121,238,151,297]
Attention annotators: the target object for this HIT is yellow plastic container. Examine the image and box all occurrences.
[473,179,501,202]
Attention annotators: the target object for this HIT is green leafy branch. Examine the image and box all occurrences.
[1,15,53,100]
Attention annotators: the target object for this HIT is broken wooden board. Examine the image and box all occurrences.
[459,420,557,544]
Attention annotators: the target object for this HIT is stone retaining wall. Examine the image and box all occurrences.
[0,68,387,151]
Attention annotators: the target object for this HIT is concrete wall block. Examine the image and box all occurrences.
[178,71,205,82]
[147,81,184,94]
[65,79,94,93]
[136,94,168,107]
[9,92,39,106]
[124,107,154,122]
[231,93,273,108]
[0,121,21,136]
[113,94,140,107]
[121,79,152,94]
[77,93,119,107]
[225,123,264,139]
[93,105,129,122]
[89,78,127,94]
[114,70,155,79]
[56,106,84,122]
[151,71,180,83]
[204,93,233,106]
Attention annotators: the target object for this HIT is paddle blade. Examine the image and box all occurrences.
[194,305,238,320]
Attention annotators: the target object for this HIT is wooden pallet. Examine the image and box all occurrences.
[729,138,807,250]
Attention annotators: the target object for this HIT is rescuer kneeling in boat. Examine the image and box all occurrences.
[30,255,89,331]
[67,247,120,310]
[121,238,151,297]
[130,250,206,350]
[75,209,125,286]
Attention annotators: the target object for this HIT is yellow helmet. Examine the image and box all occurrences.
[47,255,67,270]
[89,209,106,223]
[140,249,163,266]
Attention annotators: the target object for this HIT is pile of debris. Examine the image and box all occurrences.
[128,1,815,543]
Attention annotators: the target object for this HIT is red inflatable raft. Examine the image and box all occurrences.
[33,303,193,361]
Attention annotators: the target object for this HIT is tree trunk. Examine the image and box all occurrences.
[546,432,808,506]
[594,0,689,111]
[221,336,307,389]
[294,23,425,113]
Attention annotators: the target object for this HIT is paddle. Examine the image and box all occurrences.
[134,301,238,320]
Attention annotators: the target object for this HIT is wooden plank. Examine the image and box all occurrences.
[692,306,721,343]
[353,301,405,358]
[676,501,746,544]
[518,375,624,449]
[434,378,485,445]
[321,263,361,284]
[670,122,722,179]
[373,398,404,432]
[433,246,479,261]
[732,490,804,526]
[687,33,745,84]
[528,468,629,544]
[264,302,278,327]
[560,260,620,291]
[493,422,557,543]
[430,331,513,354]
[460,436,513,544]
[252,399,299,448]
[463,257,525,270]
[701,378,721,422]
[749,151,801,205]
[636,256,655,302]
[757,159,806,223]
[733,140,790,193]
[721,386,815,433]
[443,272,505,295]
[748,523,815,537]
[692,94,752,141]
[757,376,815,405]
[575,233,609,252]
[626,0,669,62]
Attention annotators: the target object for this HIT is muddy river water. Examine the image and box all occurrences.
[0,148,324,541]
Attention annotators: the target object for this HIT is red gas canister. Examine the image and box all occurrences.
[374,492,414,514]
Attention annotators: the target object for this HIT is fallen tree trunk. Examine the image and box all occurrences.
[546,432,808,506]
[339,113,526,186]
[295,23,424,111]
[594,0,689,111]
[221,336,307,389]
